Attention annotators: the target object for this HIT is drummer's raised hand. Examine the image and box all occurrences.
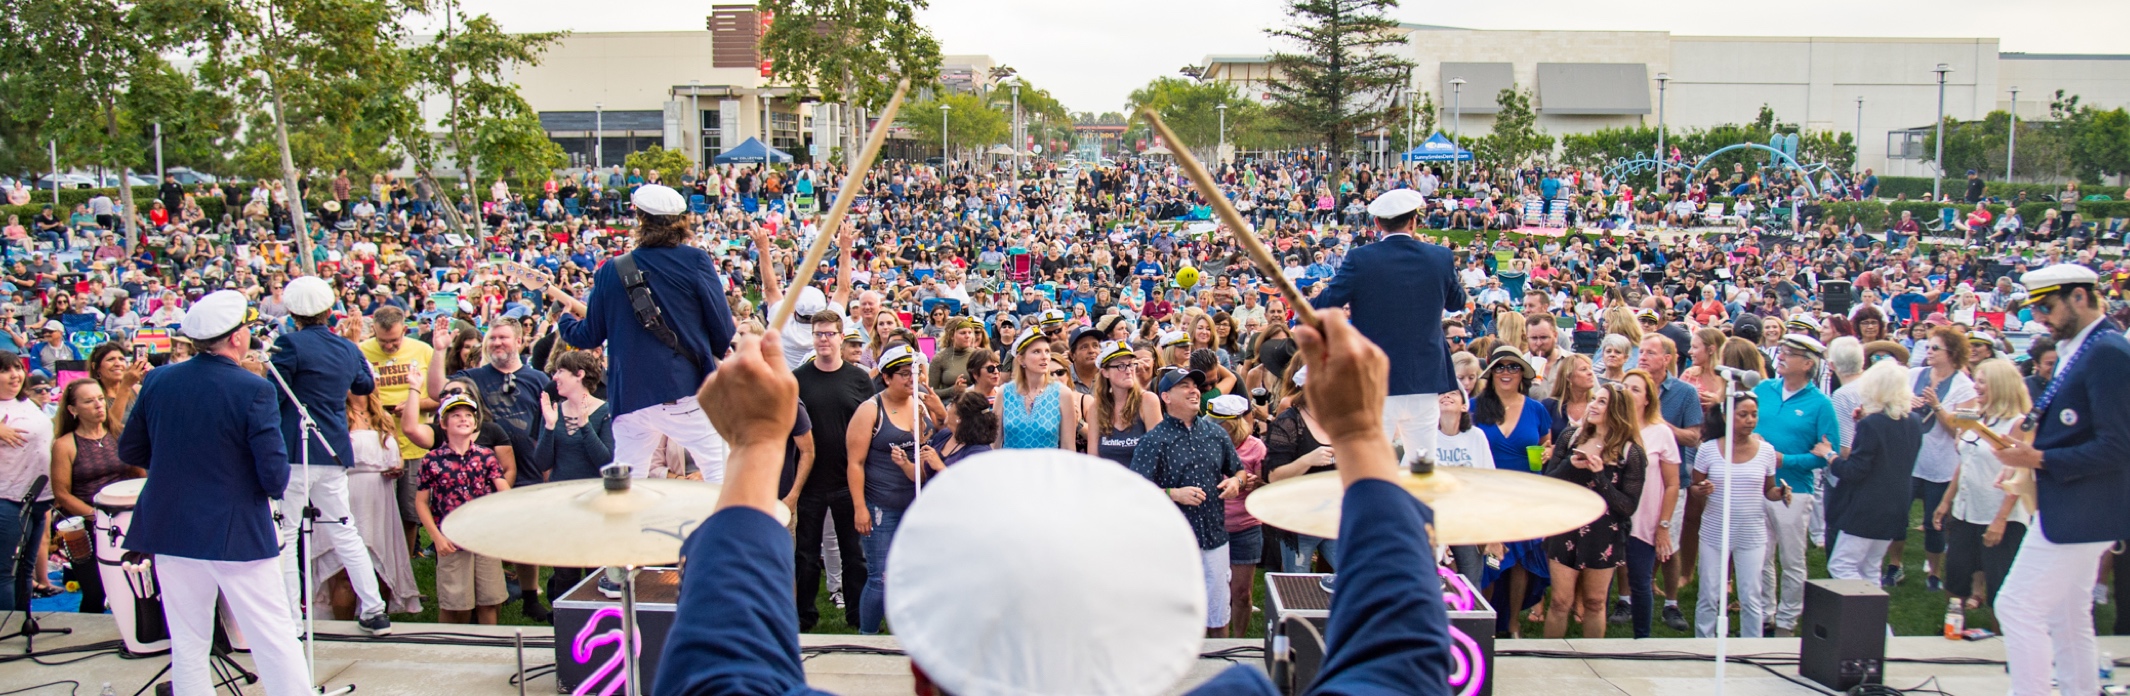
[1289,308,1396,486]
[698,331,797,516]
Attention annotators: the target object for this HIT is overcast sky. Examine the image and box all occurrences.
[455,0,2128,114]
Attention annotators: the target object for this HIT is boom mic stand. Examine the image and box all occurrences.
[0,476,71,653]
[263,354,357,696]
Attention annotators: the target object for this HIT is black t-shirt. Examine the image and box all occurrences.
[794,360,877,494]
[778,403,814,499]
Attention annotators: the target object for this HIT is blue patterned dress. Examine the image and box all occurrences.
[999,382,1062,449]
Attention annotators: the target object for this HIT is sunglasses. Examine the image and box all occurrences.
[981,364,1002,373]
[1490,364,1524,374]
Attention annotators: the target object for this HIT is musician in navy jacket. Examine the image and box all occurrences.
[544,184,736,480]
[118,290,310,696]
[655,310,1453,696]
[1990,264,2130,696]
[267,276,389,634]
[1312,188,1466,466]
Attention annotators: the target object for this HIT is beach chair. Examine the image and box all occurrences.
[1702,202,1726,227]
[689,195,709,214]
[1010,252,1033,282]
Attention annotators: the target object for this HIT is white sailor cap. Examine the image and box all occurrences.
[879,345,924,373]
[887,450,1205,696]
[1779,333,1827,358]
[630,184,688,216]
[282,275,335,317]
[2018,263,2100,308]
[182,290,251,340]
[1158,330,1189,348]
[1365,188,1426,218]
[1785,314,1822,335]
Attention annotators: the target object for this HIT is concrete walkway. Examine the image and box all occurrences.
[0,612,2118,695]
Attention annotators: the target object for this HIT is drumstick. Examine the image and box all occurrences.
[767,78,911,333]
[1136,108,1318,327]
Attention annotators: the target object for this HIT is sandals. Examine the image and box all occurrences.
[31,584,63,598]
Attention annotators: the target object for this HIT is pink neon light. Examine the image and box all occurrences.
[1437,567,1488,696]
[571,606,641,696]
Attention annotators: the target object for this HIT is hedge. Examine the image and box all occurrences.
[1870,175,2092,203]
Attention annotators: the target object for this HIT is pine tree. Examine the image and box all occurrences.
[1263,0,1414,179]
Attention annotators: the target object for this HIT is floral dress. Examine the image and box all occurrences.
[1542,439,1647,570]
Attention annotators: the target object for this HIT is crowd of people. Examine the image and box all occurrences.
[0,148,2127,695]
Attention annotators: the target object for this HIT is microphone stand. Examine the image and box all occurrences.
[0,476,70,653]
[262,355,356,696]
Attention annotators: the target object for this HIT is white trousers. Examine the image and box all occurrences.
[1997,515,2111,696]
[613,398,729,482]
[156,555,310,696]
[1384,393,1441,466]
[1201,544,1232,629]
[278,465,384,619]
[1760,495,1813,629]
[1696,543,1766,638]
[1827,534,1893,585]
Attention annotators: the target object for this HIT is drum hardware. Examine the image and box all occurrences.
[129,606,259,696]
[262,352,358,696]
[94,478,165,655]
[0,476,72,653]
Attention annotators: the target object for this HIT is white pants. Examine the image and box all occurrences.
[613,398,729,482]
[278,465,384,619]
[1696,543,1766,638]
[823,510,843,594]
[1807,473,1828,547]
[1997,515,2111,696]
[1827,534,1893,585]
[1201,544,1232,629]
[156,555,310,696]
[1383,393,1441,466]
[1760,495,1812,629]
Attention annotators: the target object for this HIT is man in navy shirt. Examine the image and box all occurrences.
[659,309,1454,696]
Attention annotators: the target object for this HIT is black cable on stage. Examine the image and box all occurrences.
[0,681,77,696]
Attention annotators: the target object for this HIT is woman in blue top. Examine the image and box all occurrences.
[1472,346,1555,637]
[846,346,932,635]
[996,332,1076,450]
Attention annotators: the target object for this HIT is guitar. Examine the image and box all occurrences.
[1950,410,2038,513]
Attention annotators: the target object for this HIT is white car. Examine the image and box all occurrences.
[36,174,97,190]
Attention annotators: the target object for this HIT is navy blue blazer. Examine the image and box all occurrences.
[269,325,375,468]
[117,353,290,562]
[2029,324,2130,544]
[557,246,735,417]
[1311,234,1466,396]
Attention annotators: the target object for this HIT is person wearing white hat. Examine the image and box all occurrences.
[844,344,931,635]
[1748,333,1838,636]
[1993,263,2130,696]
[1312,186,1465,469]
[661,309,1459,696]
[118,290,312,696]
[538,183,739,480]
[266,276,392,634]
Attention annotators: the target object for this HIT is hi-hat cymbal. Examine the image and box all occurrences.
[1244,468,1604,545]
[442,477,788,567]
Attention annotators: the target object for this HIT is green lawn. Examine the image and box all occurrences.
[393,506,2117,640]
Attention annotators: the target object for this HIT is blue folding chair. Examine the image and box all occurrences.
[689,195,709,214]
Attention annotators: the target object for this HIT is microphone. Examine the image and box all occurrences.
[18,475,45,508]
[1716,365,1762,390]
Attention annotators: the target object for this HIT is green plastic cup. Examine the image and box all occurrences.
[1526,445,1545,472]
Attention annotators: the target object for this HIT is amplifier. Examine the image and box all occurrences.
[1263,570,1495,696]
[552,568,681,695]
[1820,280,1854,316]
[1800,578,1887,692]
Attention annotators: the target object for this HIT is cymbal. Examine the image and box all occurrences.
[441,478,789,567]
[1244,468,1605,545]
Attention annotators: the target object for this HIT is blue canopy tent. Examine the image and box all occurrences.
[1401,133,1473,162]
[713,137,794,164]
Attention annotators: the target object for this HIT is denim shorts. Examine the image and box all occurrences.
[1228,524,1264,566]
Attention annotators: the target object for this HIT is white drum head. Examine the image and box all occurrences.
[93,478,147,509]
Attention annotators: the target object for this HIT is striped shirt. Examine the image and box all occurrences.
[1695,439,1778,550]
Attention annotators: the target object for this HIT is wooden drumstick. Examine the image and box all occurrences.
[1137,108,1318,327]
[767,78,911,333]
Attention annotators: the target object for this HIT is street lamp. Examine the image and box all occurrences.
[1654,73,1669,167]
[153,122,164,180]
[1855,96,1864,169]
[1931,63,1951,201]
[689,80,701,166]
[594,102,604,170]
[1217,102,1228,165]
[2007,86,2019,182]
[940,104,951,167]
[1450,77,1466,185]
[1011,80,1022,183]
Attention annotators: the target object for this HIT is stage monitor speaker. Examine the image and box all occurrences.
[1800,578,1887,692]
[1263,572,1494,696]
[554,568,680,695]
[1820,280,1854,316]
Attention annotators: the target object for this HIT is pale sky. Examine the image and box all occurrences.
[454,0,2128,114]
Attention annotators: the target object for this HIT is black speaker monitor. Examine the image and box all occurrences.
[1800,578,1887,691]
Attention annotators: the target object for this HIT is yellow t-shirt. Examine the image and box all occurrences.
[360,336,434,461]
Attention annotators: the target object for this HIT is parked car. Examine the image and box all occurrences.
[36,174,97,190]
[166,167,218,185]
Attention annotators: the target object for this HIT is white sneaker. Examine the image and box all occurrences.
[2096,583,2111,606]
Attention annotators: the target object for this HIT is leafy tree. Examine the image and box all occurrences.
[759,0,942,165]
[406,1,565,188]
[2,0,165,241]
[1262,0,1414,178]
[898,92,1006,162]
[122,60,242,175]
[1471,88,1551,168]
[624,146,695,189]
[1126,77,1266,162]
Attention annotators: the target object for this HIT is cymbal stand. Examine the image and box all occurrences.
[263,356,355,696]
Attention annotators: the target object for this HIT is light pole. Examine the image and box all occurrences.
[1217,102,1229,165]
[1011,80,1021,183]
[1404,86,1415,173]
[1654,73,1669,167]
[1855,96,1864,170]
[940,103,951,167]
[594,102,604,170]
[153,122,164,180]
[1450,77,1466,185]
[1931,63,1950,201]
[689,79,701,166]
[2007,86,2019,182]
[48,141,58,208]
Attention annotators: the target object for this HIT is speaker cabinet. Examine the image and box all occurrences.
[1800,578,1887,691]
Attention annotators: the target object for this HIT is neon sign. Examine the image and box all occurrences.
[1438,567,1489,696]
[570,606,641,696]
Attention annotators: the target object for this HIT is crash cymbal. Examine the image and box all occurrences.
[441,475,789,568]
[1244,468,1604,545]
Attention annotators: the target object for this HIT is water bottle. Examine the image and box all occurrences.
[1942,598,1963,640]
[2101,650,2116,681]
[100,683,115,696]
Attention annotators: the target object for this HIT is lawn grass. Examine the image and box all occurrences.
[392,499,2116,641]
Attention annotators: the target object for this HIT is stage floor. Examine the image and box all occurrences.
[2,612,2121,695]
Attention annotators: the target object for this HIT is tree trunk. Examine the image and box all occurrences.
[101,97,138,253]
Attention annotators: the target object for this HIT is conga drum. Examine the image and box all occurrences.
[93,479,168,656]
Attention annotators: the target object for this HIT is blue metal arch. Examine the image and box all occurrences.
[1686,143,1819,199]
[1601,155,1690,184]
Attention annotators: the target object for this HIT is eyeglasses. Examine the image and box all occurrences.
[811,331,843,339]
